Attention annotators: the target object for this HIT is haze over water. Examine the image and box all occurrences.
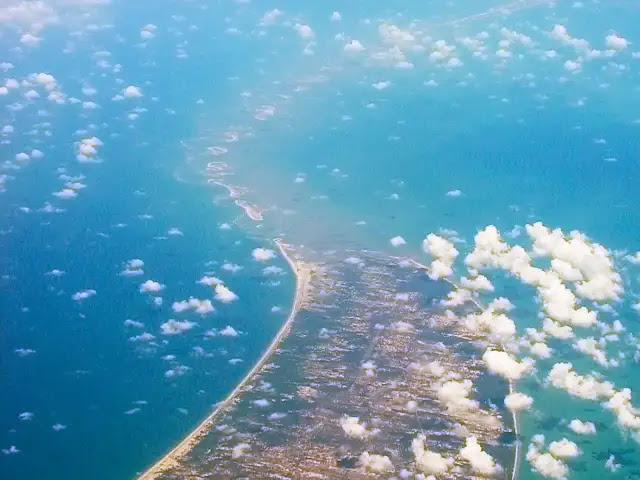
[2,1,640,480]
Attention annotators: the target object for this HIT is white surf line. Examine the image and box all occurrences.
[398,257,522,480]
[137,239,308,480]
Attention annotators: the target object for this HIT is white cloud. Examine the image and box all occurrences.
[340,416,373,439]
[546,362,614,400]
[568,419,596,435]
[606,34,628,50]
[252,247,275,261]
[53,188,77,199]
[373,81,391,90]
[197,275,222,286]
[72,289,96,301]
[604,388,640,431]
[573,337,610,367]
[504,392,534,412]
[232,442,250,459]
[459,436,500,476]
[139,280,165,293]
[331,11,341,21]
[260,8,282,25]
[483,349,533,381]
[548,439,580,458]
[20,33,41,46]
[172,298,214,315]
[526,443,568,479]
[412,434,454,474]
[390,235,405,247]
[358,452,394,473]
[460,274,494,291]
[294,23,314,40]
[215,284,238,303]
[344,39,365,53]
[219,325,238,336]
[160,319,196,335]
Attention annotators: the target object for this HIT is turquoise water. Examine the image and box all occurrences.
[2,0,640,479]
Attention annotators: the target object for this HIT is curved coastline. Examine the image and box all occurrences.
[136,239,311,480]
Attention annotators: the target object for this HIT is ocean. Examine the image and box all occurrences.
[2,0,640,479]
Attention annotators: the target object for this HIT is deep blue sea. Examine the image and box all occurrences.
[2,1,640,479]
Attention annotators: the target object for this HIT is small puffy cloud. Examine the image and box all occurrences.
[358,452,394,473]
[215,284,238,303]
[263,265,284,276]
[446,189,462,197]
[505,392,534,412]
[121,258,144,276]
[548,439,580,458]
[340,416,373,439]
[20,33,41,46]
[568,419,596,435]
[573,337,610,367]
[139,280,165,293]
[459,436,501,476]
[219,325,239,336]
[72,289,96,301]
[260,8,282,25]
[460,274,494,291]
[331,11,342,21]
[172,298,214,315]
[124,319,144,328]
[123,85,143,98]
[606,34,628,50]
[531,342,553,359]
[390,236,406,247]
[197,275,222,286]
[605,455,620,472]
[546,362,614,400]
[232,442,250,459]
[564,60,581,72]
[526,443,568,479]
[373,81,391,90]
[483,349,533,381]
[252,247,275,261]
[129,332,156,342]
[603,388,640,431]
[160,319,196,335]
[294,23,314,39]
[53,188,77,200]
[140,24,156,40]
[344,39,365,52]
[412,434,454,474]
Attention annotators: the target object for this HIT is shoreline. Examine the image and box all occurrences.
[400,257,522,480]
[136,239,311,480]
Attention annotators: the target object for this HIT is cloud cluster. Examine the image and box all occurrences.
[340,416,375,439]
[504,391,534,412]
[483,349,533,381]
[160,319,196,335]
[546,363,614,400]
[172,298,214,315]
[459,436,501,476]
[358,452,394,473]
[423,233,458,279]
[411,434,454,474]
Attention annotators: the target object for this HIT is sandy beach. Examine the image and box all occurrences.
[136,240,313,480]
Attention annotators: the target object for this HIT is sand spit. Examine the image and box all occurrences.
[234,199,263,221]
[136,240,316,480]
